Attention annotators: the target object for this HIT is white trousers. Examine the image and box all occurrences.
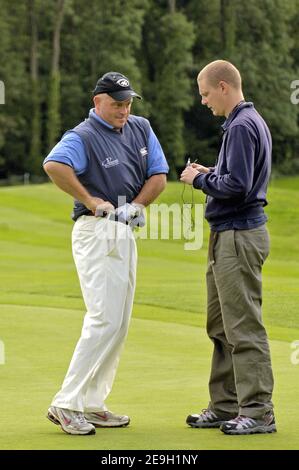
[51,215,137,412]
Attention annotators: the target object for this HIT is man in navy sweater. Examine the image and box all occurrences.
[181,60,276,435]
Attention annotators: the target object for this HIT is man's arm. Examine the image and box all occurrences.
[114,124,168,225]
[133,124,168,206]
[181,125,255,199]
[132,174,167,207]
[43,161,113,214]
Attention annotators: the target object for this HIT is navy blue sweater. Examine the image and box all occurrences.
[193,102,272,231]
[71,114,150,221]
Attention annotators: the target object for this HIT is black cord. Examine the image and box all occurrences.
[181,182,195,235]
[181,158,199,237]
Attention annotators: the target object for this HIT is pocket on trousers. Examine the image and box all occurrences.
[232,230,239,257]
[73,219,117,259]
[250,227,270,265]
[226,231,238,257]
[235,227,270,267]
[215,231,238,259]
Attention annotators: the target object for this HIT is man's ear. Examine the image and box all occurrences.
[219,80,229,95]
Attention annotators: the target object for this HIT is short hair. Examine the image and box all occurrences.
[197,60,242,90]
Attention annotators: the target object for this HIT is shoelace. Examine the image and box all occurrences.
[72,411,87,425]
[233,416,255,427]
[201,409,217,421]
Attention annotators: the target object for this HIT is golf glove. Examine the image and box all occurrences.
[129,211,146,228]
[115,202,141,225]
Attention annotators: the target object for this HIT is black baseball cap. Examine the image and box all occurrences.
[93,72,142,101]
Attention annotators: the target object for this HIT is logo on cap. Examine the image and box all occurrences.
[116,78,129,87]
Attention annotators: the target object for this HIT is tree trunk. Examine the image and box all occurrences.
[220,0,236,58]
[168,0,176,14]
[47,0,65,151]
[28,0,41,174]
[51,0,65,74]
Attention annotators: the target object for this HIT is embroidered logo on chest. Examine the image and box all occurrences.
[101,156,119,168]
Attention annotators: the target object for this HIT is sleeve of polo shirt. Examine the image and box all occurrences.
[193,125,256,199]
[43,132,88,175]
[146,126,169,178]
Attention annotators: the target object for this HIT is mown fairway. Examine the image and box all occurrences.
[0,179,298,450]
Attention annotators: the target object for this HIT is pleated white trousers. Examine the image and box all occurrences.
[51,215,137,412]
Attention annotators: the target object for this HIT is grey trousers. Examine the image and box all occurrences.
[206,225,274,419]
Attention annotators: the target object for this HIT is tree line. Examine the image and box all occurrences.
[0,0,298,180]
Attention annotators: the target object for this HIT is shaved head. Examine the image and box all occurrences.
[197,60,242,90]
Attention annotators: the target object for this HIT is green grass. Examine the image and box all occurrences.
[0,178,299,449]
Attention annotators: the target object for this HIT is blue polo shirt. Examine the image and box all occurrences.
[44,109,168,220]
[193,102,272,231]
[44,109,168,178]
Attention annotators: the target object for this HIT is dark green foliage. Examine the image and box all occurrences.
[28,78,42,175]
[47,72,61,151]
[146,7,195,176]
[0,0,298,179]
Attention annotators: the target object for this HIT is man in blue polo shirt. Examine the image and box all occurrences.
[43,72,168,435]
[181,60,276,435]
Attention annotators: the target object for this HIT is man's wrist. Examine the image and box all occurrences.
[82,194,93,207]
[83,195,104,212]
[82,195,101,207]
[131,201,144,209]
[192,172,204,189]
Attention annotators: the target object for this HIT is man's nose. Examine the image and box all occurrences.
[201,97,207,105]
[120,106,129,113]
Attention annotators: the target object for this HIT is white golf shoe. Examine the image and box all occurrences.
[47,406,96,435]
[85,410,130,427]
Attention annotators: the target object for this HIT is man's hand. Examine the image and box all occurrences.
[95,202,115,217]
[85,196,114,216]
[190,163,210,173]
[180,166,200,185]
[180,162,210,185]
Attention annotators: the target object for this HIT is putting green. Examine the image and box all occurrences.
[0,180,298,449]
[0,304,298,450]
